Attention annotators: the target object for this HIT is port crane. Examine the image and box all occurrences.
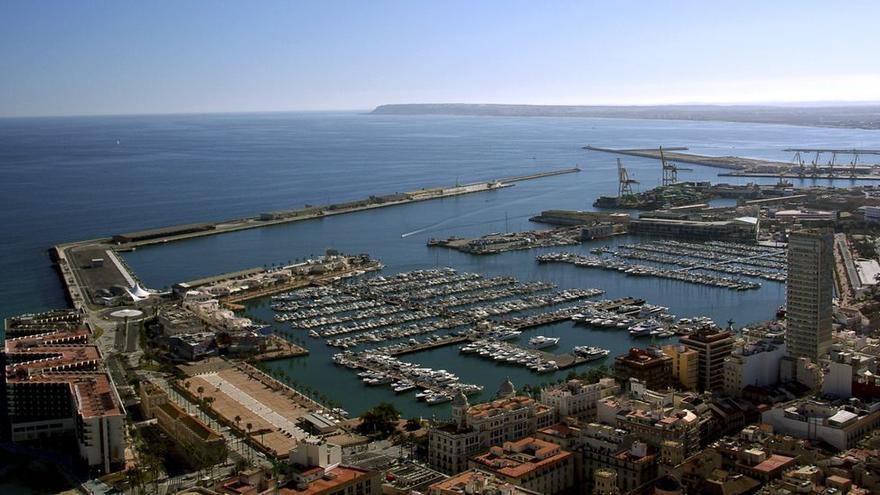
[617,158,638,198]
[658,146,692,186]
[784,148,880,179]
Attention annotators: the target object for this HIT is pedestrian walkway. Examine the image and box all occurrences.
[200,372,312,441]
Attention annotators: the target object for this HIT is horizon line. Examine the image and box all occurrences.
[3,99,880,120]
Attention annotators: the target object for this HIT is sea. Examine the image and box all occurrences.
[2,113,880,489]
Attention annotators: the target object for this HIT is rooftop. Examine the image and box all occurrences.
[429,469,541,495]
[468,395,546,419]
[279,466,372,495]
[5,325,123,419]
[471,437,572,479]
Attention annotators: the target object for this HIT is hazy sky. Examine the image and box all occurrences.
[2,0,879,117]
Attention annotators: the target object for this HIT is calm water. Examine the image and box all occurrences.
[3,112,880,421]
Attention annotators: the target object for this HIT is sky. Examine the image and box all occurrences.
[1,0,879,117]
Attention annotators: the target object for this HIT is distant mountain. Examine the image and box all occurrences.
[370,103,880,130]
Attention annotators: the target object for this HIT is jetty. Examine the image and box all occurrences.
[584,145,789,171]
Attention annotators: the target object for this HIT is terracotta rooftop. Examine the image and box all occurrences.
[471,437,572,479]
[279,466,372,495]
[429,469,541,495]
[751,454,795,473]
[4,326,123,419]
[468,396,540,418]
[538,423,580,439]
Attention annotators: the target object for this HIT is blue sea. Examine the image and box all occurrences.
[3,111,878,328]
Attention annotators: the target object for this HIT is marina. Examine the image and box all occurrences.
[270,268,605,349]
[87,114,825,421]
[599,240,787,282]
[536,251,763,290]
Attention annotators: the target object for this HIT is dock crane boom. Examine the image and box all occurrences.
[617,158,639,198]
[658,146,692,186]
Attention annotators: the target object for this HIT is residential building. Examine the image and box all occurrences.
[592,469,620,495]
[614,347,673,391]
[428,469,541,495]
[4,311,125,473]
[662,344,699,390]
[680,327,734,391]
[617,406,701,457]
[786,229,834,361]
[823,348,880,400]
[468,437,575,495]
[723,340,786,397]
[555,422,657,493]
[761,399,880,451]
[429,381,554,474]
[539,378,618,420]
[139,381,227,466]
[282,440,380,495]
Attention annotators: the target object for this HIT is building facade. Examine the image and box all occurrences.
[539,378,619,420]
[468,437,575,495]
[614,347,673,391]
[429,381,554,474]
[723,341,786,397]
[680,327,734,391]
[786,229,833,361]
[4,311,125,473]
[662,344,699,390]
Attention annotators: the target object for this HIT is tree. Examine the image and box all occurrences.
[357,402,400,436]
[246,423,253,463]
[404,417,422,431]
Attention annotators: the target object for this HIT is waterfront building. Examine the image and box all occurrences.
[661,344,699,390]
[138,381,227,466]
[628,216,758,242]
[761,399,880,451]
[468,437,575,495]
[168,332,218,361]
[283,440,381,495]
[3,312,125,473]
[680,327,734,391]
[539,378,619,420]
[613,347,673,391]
[429,380,554,474]
[723,340,786,397]
[428,469,541,495]
[786,229,834,361]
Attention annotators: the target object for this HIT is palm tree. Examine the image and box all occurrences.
[246,423,253,463]
[234,415,242,449]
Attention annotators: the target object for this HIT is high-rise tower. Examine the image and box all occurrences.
[786,229,833,361]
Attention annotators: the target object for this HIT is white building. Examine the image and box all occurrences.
[289,439,342,469]
[863,206,880,223]
[539,377,618,420]
[761,400,880,451]
[723,340,786,397]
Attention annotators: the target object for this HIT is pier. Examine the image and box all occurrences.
[584,145,789,171]
[74,166,582,252]
[52,167,582,311]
